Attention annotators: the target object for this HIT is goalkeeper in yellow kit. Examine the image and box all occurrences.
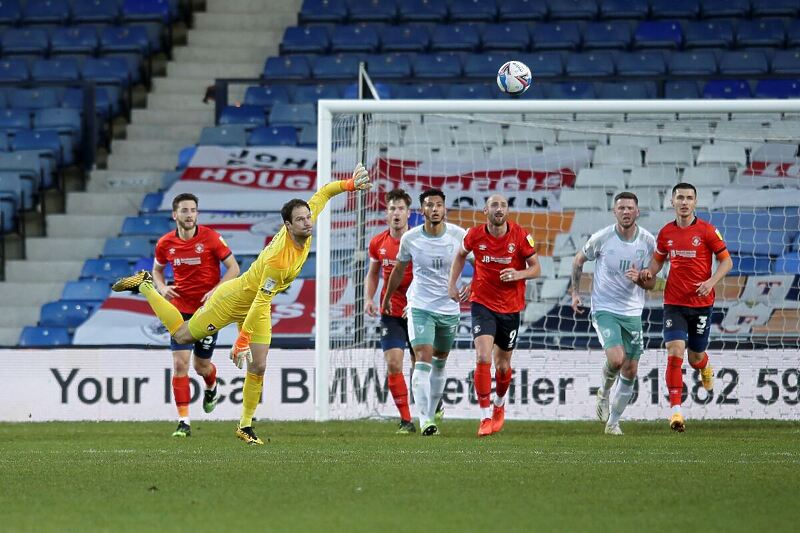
[112,164,372,445]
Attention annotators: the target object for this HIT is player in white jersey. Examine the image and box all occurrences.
[382,189,466,436]
[570,192,656,435]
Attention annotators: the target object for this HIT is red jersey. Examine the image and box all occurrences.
[154,225,233,314]
[654,217,727,307]
[368,229,412,318]
[462,221,537,314]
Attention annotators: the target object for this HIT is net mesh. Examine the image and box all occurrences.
[322,108,800,419]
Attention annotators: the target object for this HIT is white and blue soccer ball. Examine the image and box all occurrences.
[496,60,532,96]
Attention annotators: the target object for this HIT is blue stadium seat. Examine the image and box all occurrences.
[81,258,133,281]
[668,51,718,76]
[268,103,316,128]
[431,24,481,52]
[397,0,447,22]
[243,86,291,111]
[449,0,498,22]
[347,0,397,22]
[413,54,463,78]
[72,0,120,23]
[729,255,773,276]
[0,151,47,189]
[31,58,80,82]
[616,51,668,76]
[683,20,734,48]
[12,130,64,165]
[445,83,493,99]
[62,86,117,120]
[546,0,597,20]
[788,20,800,48]
[247,125,297,146]
[8,88,59,110]
[582,21,632,50]
[281,26,329,54]
[121,215,172,237]
[0,168,35,210]
[331,24,380,53]
[771,50,800,75]
[293,83,341,104]
[531,21,581,50]
[664,80,699,98]
[50,26,99,55]
[726,229,787,256]
[649,0,700,19]
[519,51,565,78]
[755,79,800,98]
[263,56,312,80]
[342,81,390,98]
[774,252,800,274]
[311,55,360,79]
[701,0,749,18]
[547,82,596,99]
[39,300,92,328]
[0,59,29,82]
[481,23,531,51]
[121,0,172,23]
[380,24,430,52]
[18,326,72,347]
[1,28,49,55]
[735,19,786,48]
[62,280,111,303]
[140,191,165,214]
[197,125,248,146]
[299,0,347,23]
[0,196,16,232]
[498,0,547,21]
[599,0,648,19]
[366,53,413,79]
[597,81,655,99]
[0,0,21,25]
[751,0,798,17]
[719,50,769,76]
[565,52,615,77]
[0,172,23,216]
[99,25,151,55]
[218,105,266,127]
[22,0,70,24]
[463,53,517,77]
[102,236,153,259]
[634,20,682,49]
[391,83,444,99]
[703,80,752,99]
[298,125,317,146]
[81,57,131,89]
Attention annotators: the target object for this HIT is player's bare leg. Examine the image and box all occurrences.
[236,343,268,445]
[171,349,192,437]
[474,335,495,436]
[597,346,624,423]
[665,340,686,432]
[490,346,513,434]
[385,348,414,433]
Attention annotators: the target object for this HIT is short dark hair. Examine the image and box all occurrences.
[281,199,311,223]
[419,188,445,207]
[386,188,412,207]
[613,191,638,205]
[672,182,697,196]
[172,193,198,211]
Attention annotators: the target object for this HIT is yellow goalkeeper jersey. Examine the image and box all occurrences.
[237,180,345,335]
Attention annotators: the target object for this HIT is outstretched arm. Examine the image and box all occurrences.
[310,163,372,224]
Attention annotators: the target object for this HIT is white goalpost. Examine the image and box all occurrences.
[315,98,800,422]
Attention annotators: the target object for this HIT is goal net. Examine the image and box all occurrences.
[315,99,800,421]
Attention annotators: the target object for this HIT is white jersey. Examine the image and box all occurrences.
[582,224,656,317]
[398,222,466,315]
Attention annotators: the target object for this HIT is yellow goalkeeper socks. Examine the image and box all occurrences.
[139,282,184,335]
[239,372,264,428]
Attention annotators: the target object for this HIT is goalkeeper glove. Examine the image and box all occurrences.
[344,163,372,191]
[230,331,252,369]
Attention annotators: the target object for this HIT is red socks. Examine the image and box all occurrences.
[172,375,190,418]
[666,356,683,407]
[475,362,492,408]
[201,363,217,389]
[495,368,512,399]
[689,352,709,370]
[387,373,411,422]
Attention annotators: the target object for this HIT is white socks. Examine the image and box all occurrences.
[412,362,432,426]
[600,360,620,399]
[428,357,447,420]
[607,375,634,426]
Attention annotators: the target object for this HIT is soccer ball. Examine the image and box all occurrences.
[496,61,532,96]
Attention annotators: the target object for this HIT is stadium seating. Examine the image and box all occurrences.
[39,301,93,329]
[18,326,72,347]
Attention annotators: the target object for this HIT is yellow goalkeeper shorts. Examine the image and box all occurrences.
[186,278,273,345]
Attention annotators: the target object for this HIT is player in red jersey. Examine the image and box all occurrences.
[447,194,540,437]
[365,189,417,434]
[636,183,732,433]
[152,193,240,437]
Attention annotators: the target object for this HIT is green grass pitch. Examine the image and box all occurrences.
[1,420,798,532]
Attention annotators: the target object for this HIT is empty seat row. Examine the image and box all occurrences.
[0,24,156,55]
[282,19,800,54]
[299,0,799,24]
[0,0,176,26]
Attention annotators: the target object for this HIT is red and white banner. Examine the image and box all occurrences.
[738,160,800,189]
[72,279,342,345]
